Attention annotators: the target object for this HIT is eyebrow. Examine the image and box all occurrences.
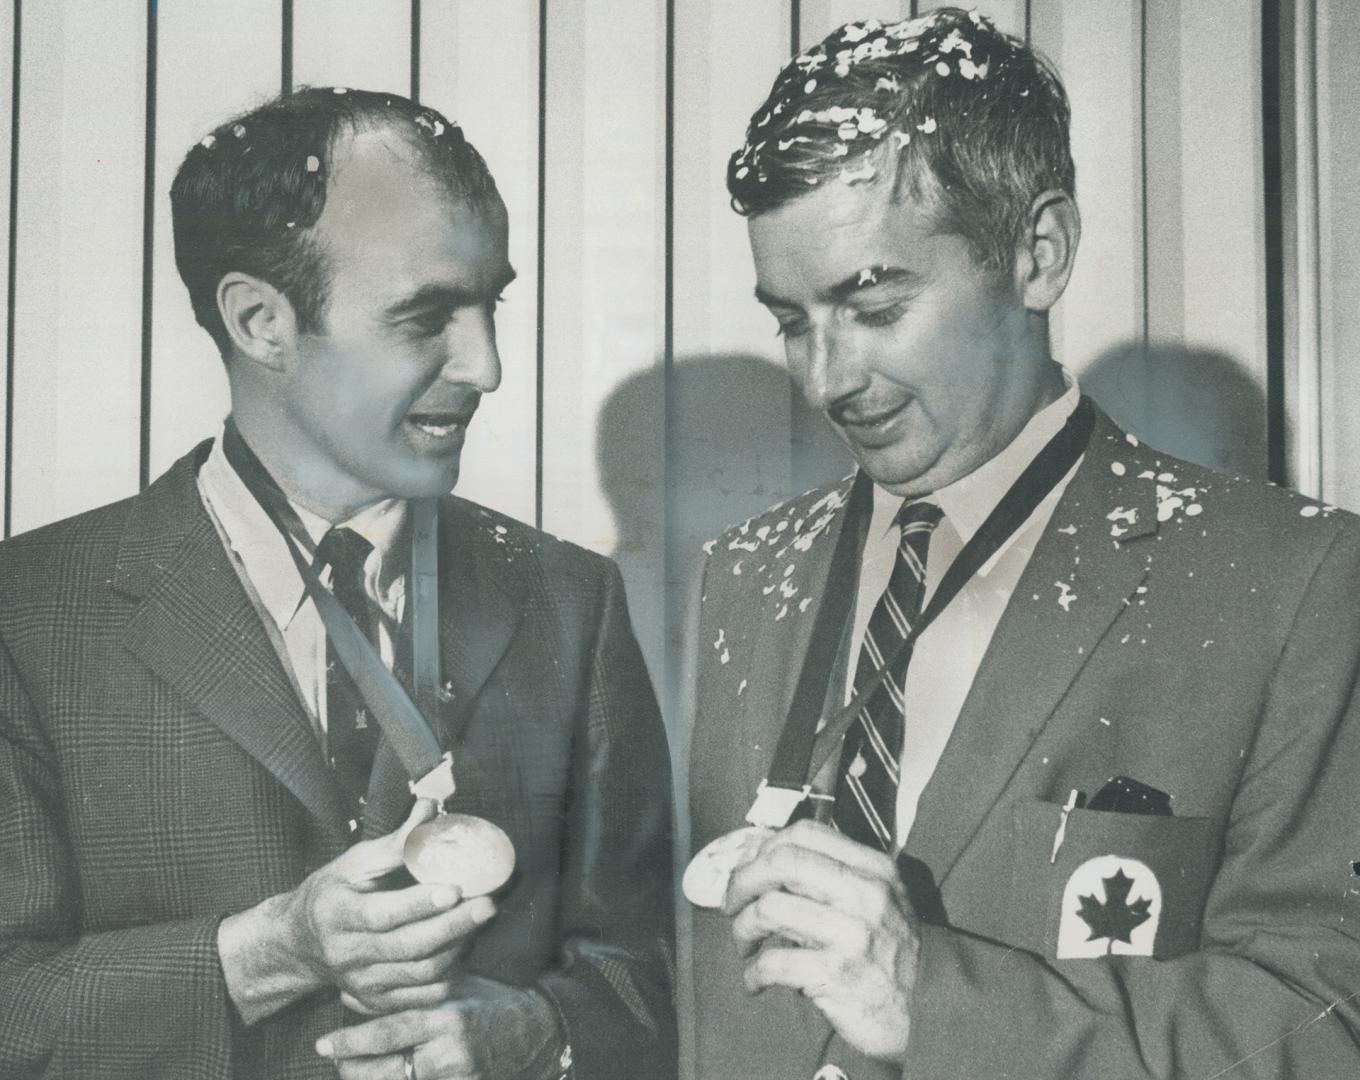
[383,266,518,318]
[754,265,922,309]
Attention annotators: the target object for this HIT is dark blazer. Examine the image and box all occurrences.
[0,442,676,1080]
[689,403,1360,1079]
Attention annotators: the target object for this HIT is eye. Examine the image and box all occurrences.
[854,303,905,328]
[773,315,809,339]
[406,307,453,337]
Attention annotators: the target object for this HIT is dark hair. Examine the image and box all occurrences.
[170,87,501,357]
[727,8,1074,271]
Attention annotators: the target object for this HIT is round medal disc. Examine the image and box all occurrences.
[682,825,773,909]
[403,813,516,897]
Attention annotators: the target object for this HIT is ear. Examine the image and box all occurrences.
[1013,190,1080,314]
[216,272,297,370]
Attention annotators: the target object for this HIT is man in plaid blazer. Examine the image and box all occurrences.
[0,91,674,1079]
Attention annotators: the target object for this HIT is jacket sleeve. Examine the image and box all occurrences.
[536,560,678,1080]
[900,523,1360,1079]
[0,634,237,1080]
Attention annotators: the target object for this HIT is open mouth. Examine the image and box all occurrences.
[405,410,475,441]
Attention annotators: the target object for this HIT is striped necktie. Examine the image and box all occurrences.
[833,501,944,850]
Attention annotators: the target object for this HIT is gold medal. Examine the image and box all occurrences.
[403,813,516,897]
[683,825,772,909]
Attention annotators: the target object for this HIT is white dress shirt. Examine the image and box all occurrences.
[844,376,1083,847]
[197,430,407,743]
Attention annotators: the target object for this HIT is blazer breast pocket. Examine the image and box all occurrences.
[1007,800,1218,961]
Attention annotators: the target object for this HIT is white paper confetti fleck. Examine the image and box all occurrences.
[1111,462,1127,477]
[305,155,320,172]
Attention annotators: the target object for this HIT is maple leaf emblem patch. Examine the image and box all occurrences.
[1057,856,1162,958]
[1076,868,1152,950]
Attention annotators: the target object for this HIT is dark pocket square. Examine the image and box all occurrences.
[1087,775,1173,816]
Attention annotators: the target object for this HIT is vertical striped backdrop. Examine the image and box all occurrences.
[0,0,1353,717]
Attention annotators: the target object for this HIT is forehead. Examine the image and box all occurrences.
[315,127,508,285]
[747,174,941,293]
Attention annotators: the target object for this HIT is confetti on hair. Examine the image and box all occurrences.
[231,124,246,138]
[857,267,878,286]
[332,87,349,95]
[414,113,446,137]
[305,155,320,172]
[729,8,1000,198]
[939,28,974,57]
[200,134,216,150]
[959,57,989,80]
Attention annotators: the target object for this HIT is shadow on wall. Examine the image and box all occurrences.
[1082,340,1267,478]
[595,352,850,725]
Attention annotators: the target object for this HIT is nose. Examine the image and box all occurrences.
[798,320,866,413]
[441,306,502,394]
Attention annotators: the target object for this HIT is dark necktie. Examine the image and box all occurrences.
[833,501,944,850]
[315,526,380,836]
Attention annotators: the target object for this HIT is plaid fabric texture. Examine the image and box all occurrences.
[0,444,676,1080]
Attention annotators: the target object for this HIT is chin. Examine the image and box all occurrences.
[854,446,936,495]
[375,458,462,502]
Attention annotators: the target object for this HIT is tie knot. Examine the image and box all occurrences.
[316,526,374,586]
[895,500,944,534]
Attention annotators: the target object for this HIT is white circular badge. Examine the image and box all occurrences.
[683,825,773,909]
[403,814,516,897]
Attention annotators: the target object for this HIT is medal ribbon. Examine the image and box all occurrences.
[756,396,1096,817]
[221,419,449,790]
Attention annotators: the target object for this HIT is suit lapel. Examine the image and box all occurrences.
[115,446,347,842]
[362,499,526,837]
[905,409,1159,886]
[738,478,859,799]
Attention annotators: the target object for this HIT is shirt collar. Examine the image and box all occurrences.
[868,369,1082,547]
[198,427,408,630]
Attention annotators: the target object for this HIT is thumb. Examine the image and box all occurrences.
[344,798,440,884]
